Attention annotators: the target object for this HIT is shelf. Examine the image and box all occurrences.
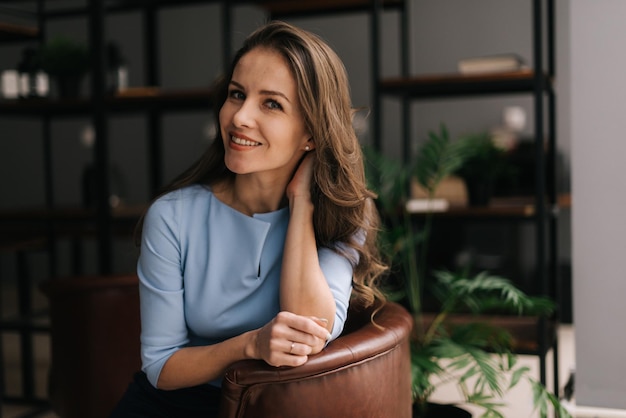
[0,87,215,116]
[0,96,93,116]
[41,0,220,18]
[0,312,50,333]
[380,69,553,99]
[437,203,538,219]
[255,0,404,17]
[0,70,554,115]
[0,21,38,42]
[0,204,145,223]
[0,205,145,238]
[0,235,47,252]
[111,87,214,112]
[422,312,557,356]
[38,0,403,19]
[408,194,570,219]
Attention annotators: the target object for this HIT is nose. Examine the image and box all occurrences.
[232,99,256,128]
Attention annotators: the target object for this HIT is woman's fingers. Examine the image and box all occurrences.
[263,335,309,367]
[276,311,331,342]
[286,153,315,201]
[257,311,330,367]
[285,340,313,357]
[309,316,329,330]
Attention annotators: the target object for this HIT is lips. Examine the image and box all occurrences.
[231,135,261,147]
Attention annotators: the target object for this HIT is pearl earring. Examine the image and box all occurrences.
[305,145,310,151]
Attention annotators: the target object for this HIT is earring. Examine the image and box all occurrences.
[305,145,311,151]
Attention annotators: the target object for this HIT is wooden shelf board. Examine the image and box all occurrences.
[0,87,215,115]
[0,204,146,222]
[0,21,39,42]
[39,0,402,18]
[256,0,404,16]
[42,0,222,18]
[0,96,91,116]
[0,235,47,252]
[381,69,553,98]
[111,87,214,111]
[442,203,536,218]
[422,312,557,355]
[0,205,146,239]
[409,194,570,219]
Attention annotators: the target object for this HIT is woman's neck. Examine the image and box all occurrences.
[213,175,288,216]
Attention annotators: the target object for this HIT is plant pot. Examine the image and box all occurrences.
[464,178,493,206]
[413,402,472,418]
[54,74,84,98]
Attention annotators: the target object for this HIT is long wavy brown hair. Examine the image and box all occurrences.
[137,20,387,309]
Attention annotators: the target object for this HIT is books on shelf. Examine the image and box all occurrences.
[411,176,468,208]
[405,198,449,213]
[457,53,527,75]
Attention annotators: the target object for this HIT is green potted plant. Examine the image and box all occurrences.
[364,125,570,418]
[453,132,513,206]
[40,36,90,98]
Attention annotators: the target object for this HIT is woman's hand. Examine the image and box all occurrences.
[248,311,331,367]
[286,153,315,204]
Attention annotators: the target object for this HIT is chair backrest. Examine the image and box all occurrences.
[219,301,414,418]
[43,275,414,418]
[41,274,141,418]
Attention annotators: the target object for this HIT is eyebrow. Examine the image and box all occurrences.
[229,80,291,103]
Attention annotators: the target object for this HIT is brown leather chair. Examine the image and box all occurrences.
[43,274,413,418]
[218,300,414,418]
[41,274,141,418]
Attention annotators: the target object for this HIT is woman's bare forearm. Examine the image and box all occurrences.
[280,195,335,332]
[156,329,257,390]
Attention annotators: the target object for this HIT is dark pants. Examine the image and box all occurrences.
[109,371,221,418]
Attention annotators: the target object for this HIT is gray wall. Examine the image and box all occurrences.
[570,0,626,410]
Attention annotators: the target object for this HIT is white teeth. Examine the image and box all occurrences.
[231,136,260,146]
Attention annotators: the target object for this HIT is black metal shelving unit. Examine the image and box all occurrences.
[115,0,406,268]
[0,3,51,414]
[378,0,560,392]
[0,0,407,274]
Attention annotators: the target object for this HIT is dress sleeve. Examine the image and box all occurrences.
[136,192,188,388]
[318,245,355,340]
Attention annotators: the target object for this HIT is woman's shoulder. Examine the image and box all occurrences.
[155,184,212,203]
[148,184,213,218]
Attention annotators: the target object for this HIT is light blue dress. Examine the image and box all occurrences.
[137,184,354,387]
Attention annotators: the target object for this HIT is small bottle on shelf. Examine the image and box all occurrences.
[17,47,49,99]
[106,42,129,94]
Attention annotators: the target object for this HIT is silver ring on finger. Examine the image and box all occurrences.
[289,341,295,353]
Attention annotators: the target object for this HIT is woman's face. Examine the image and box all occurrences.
[219,47,311,181]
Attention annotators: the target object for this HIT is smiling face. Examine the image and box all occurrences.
[219,47,312,183]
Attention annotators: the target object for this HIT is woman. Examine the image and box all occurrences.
[111,20,387,417]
